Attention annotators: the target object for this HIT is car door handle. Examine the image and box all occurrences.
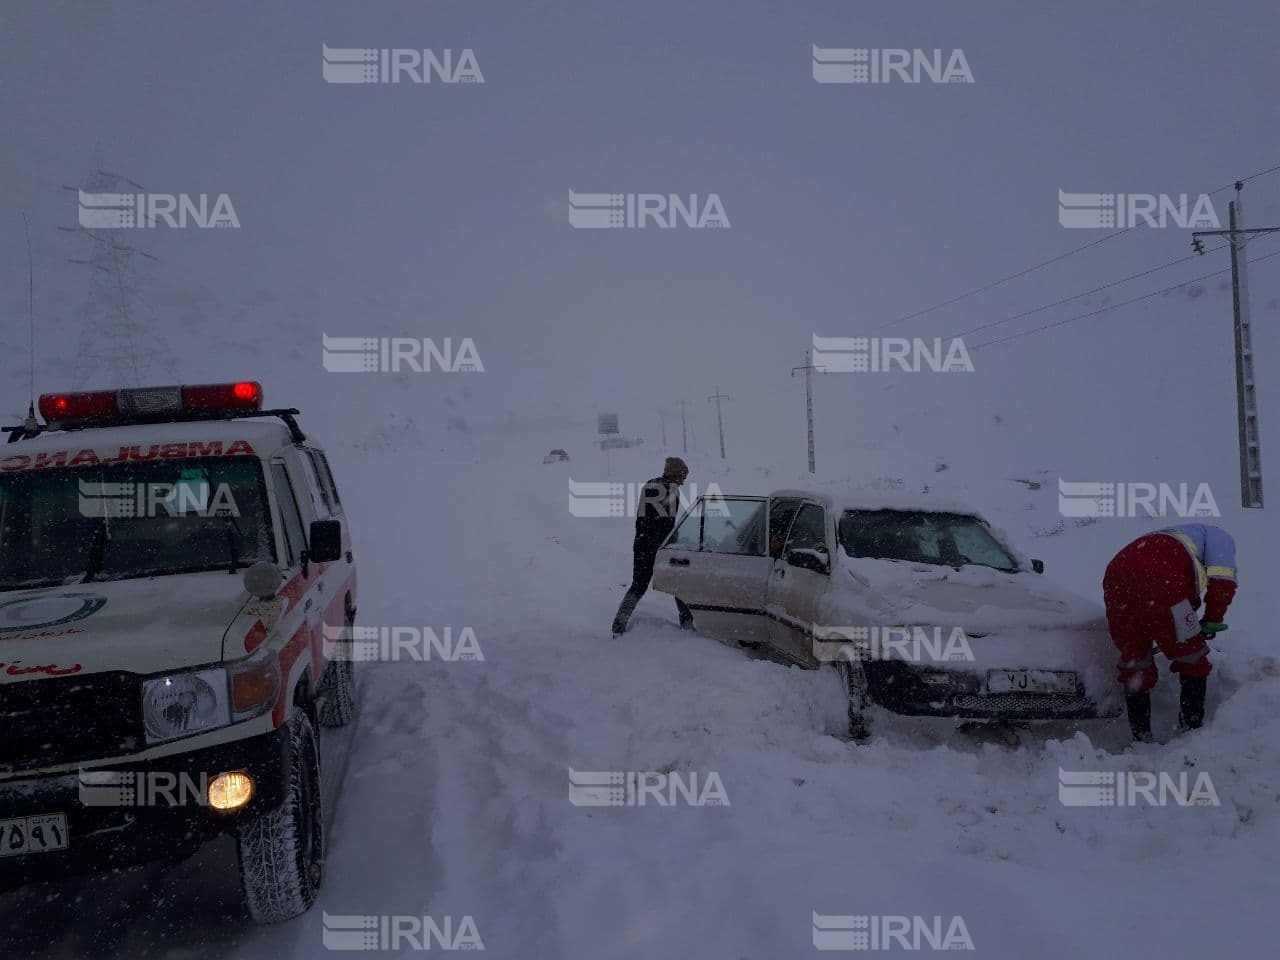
[668,557,690,566]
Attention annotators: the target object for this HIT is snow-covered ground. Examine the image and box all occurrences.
[3,408,1277,960]
[3,2,1278,954]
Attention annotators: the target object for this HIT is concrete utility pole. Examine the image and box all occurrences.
[707,389,731,459]
[792,349,826,474]
[680,400,688,453]
[1192,181,1280,508]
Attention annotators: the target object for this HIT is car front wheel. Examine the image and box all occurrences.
[237,711,325,923]
[831,659,871,741]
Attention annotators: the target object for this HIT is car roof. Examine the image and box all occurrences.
[2,417,294,463]
[768,488,985,518]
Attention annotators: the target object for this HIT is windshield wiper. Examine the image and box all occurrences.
[0,575,82,592]
[81,518,109,583]
[220,514,243,574]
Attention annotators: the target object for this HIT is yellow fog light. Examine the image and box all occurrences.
[208,771,255,811]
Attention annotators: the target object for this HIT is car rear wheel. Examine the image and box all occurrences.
[319,611,358,728]
[238,711,324,923]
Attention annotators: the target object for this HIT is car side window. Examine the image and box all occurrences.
[784,503,829,572]
[700,498,766,556]
[297,450,332,518]
[667,500,702,549]
[311,450,343,510]
[767,498,803,559]
[271,463,308,567]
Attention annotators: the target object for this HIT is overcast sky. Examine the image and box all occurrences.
[2,0,1278,474]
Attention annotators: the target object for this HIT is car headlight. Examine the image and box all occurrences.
[142,668,231,745]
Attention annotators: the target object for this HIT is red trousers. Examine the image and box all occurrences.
[1102,533,1212,692]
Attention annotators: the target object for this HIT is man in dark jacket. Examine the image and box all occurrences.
[612,457,694,636]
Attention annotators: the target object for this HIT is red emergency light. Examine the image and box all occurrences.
[38,381,264,425]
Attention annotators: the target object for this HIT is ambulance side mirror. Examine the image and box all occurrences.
[308,519,343,565]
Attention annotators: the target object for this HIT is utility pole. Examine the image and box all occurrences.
[658,409,668,448]
[680,400,688,453]
[792,349,826,474]
[1192,181,1280,508]
[707,389,730,459]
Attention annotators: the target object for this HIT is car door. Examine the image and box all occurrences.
[652,495,772,645]
[765,501,832,666]
[295,446,355,629]
[272,456,329,684]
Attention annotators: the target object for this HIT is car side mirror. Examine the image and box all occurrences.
[786,549,830,576]
[1031,558,1044,574]
[309,519,343,564]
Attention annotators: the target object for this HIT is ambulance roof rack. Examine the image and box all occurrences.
[4,382,308,445]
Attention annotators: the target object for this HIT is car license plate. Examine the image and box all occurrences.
[0,814,69,858]
[987,670,1076,695]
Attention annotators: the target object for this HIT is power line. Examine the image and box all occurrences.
[967,246,1280,351]
[942,243,1230,343]
[868,161,1280,335]
[866,229,1133,334]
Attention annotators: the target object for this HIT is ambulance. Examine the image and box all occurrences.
[0,381,357,923]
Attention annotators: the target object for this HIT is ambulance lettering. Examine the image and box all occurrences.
[0,441,257,472]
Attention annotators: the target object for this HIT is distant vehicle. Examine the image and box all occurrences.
[0,381,358,923]
[652,489,1120,737]
[543,448,571,463]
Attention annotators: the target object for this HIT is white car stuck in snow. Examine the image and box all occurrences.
[651,489,1121,735]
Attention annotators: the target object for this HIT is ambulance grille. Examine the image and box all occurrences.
[0,672,142,773]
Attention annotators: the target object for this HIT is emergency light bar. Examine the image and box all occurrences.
[38,381,263,426]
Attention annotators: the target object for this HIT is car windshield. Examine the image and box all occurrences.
[0,456,275,591]
[838,509,1018,572]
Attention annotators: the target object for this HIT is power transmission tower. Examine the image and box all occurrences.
[708,389,730,459]
[792,349,826,474]
[57,155,170,387]
[1192,181,1280,508]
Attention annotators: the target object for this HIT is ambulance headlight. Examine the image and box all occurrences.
[142,668,231,744]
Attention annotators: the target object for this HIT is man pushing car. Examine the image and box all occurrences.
[1102,522,1237,741]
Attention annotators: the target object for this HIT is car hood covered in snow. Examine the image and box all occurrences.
[0,572,252,680]
[834,553,1107,636]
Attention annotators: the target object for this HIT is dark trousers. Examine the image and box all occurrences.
[612,542,693,632]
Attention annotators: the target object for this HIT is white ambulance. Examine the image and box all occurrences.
[0,382,358,923]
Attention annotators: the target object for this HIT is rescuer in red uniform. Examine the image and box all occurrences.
[1102,523,1237,741]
